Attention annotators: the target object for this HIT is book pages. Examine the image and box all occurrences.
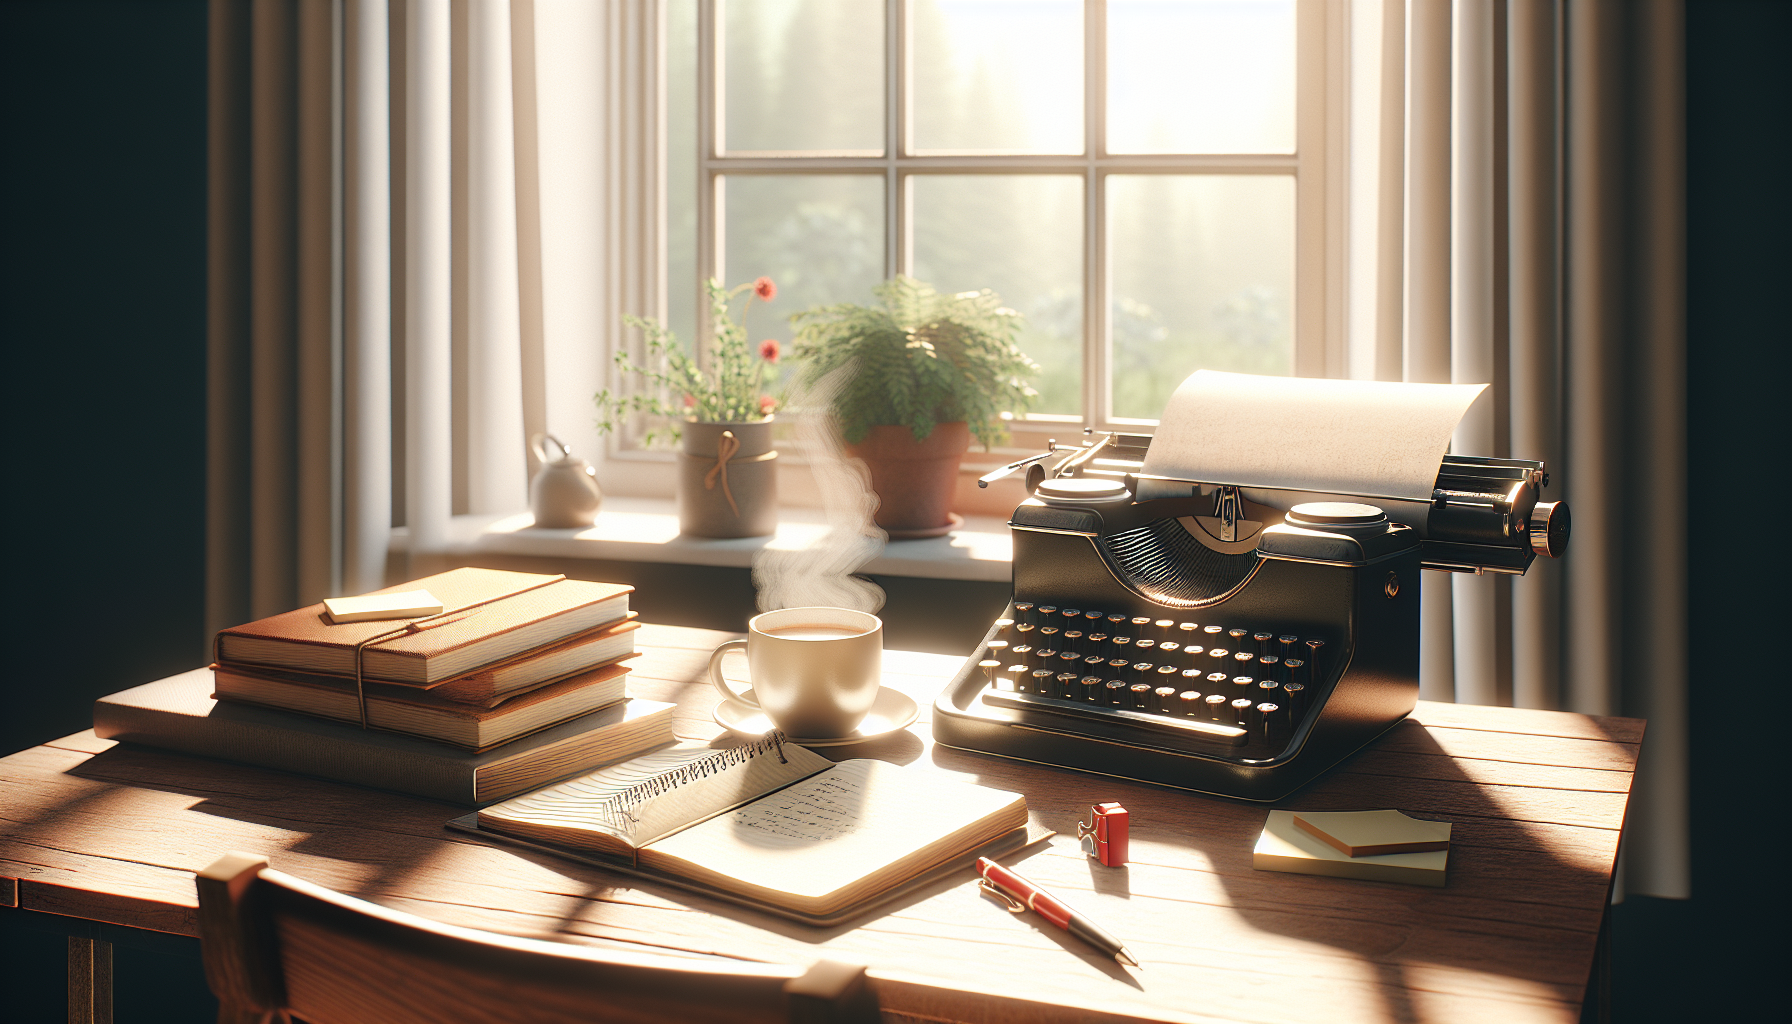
[641,759,1028,910]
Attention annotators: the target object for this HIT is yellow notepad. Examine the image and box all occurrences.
[478,737,1029,917]
[1253,810,1450,887]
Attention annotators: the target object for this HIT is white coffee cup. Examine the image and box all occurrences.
[708,607,883,738]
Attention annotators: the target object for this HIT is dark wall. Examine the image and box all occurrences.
[0,0,210,759]
[1649,1,1792,1021]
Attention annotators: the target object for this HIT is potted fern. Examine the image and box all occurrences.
[790,277,1038,536]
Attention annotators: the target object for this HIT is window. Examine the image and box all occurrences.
[661,0,1339,459]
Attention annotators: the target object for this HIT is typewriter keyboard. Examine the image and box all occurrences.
[976,602,1331,752]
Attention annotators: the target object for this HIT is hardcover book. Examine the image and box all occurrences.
[93,668,674,806]
[210,659,636,750]
[214,568,632,684]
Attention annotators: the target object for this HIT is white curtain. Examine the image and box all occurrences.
[211,0,658,617]
[1344,0,1687,899]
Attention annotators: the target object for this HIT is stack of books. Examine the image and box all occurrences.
[93,568,678,806]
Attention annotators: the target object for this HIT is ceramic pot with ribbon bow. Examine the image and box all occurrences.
[677,419,777,538]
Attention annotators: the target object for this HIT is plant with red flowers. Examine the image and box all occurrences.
[596,277,786,445]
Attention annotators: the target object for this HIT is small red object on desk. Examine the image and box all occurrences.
[1077,802,1129,867]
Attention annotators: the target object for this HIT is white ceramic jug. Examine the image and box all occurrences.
[529,433,602,528]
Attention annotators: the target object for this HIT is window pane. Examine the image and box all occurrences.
[911,0,1082,154]
[911,175,1082,416]
[1108,175,1293,420]
[1108,0,1295,154]
[667,0,699,349]
[722,175,886,348]
[725,0,884,153]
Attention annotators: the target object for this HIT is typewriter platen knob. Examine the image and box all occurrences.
[1529,500,1571,558]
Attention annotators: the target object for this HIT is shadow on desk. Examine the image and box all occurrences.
[928,712,1633,1024]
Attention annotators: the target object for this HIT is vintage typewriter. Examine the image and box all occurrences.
[931,374,1570,801]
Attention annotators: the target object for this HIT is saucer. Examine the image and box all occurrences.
[712,685,920,746]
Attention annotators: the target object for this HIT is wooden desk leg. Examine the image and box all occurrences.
[1578,905,1612,1024]
[67,936,113,1024]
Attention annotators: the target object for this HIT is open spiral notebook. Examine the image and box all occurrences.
[449,734,1049,925]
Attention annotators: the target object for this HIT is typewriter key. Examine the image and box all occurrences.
[1056,672,1080,698]
[1087,632,1109,646]
[1131,616,1153,631]
[1178,690,1204,716]
[985,639,1010,659]
[1155,619,1176,640]
[1038,626,1060,645]
[1130,661,1155,683]
[1231,697,1256,725]
[1227,628,1251,649]
[1110,637,1133,653]
[1083,610,1104,624]
[1159,641,1181,655]
[1134,639,1157,653]
[1005,664,1027,683]
[1014,622,1036,637]
[1178,622,1201,637]
[1207,647,1231,662]
[1061,608,1083,623]
[1204,693,1230,721]
[1257,654,1281,680]
[1027,668,1055,694]
[1281,682,1307,718]
[1231,675,1255,692]
[1253,632,1275,657]
[1034,648,1058,667]
[1204,625,1225,639]
[1283,658,1306,687]
[1129,682,1153,709]
[1181,668,1204,682]
[1206,671,1229,685]
[1083,654,1108,671]
[1080,675,1105,701]
[1104,679,1130,706]
[1278,634,1299,659]
[993,618,1014,632]
[1012,602,1034,622]
[1155,664,1181,684]
[1062,629,1084,652]
[1153,685,1178,713]
[1010,643,1033,665]
[1258,679,1282,701]
[1107,657,1130,674]
[1038,606,1059,618]
[1255,702,1282,742]
[1107,613,1129,628]
[979,659,1001,684]
[1058,651,1083,670]
[1234,651,1256,669]
[1303,640,1326,679]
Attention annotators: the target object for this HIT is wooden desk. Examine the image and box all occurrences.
[1,623,1639,1024]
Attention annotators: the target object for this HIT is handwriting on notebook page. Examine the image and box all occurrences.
[731,772,866,842]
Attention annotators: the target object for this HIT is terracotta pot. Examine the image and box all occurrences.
[678,419,777,538]
[845,421,970,534]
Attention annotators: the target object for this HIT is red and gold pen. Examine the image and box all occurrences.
[976,857,1140,969]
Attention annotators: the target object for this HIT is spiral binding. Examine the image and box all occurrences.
[587,732,790,834]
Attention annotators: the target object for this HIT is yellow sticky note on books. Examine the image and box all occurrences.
[323,590,444,624]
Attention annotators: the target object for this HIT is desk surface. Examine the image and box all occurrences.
[0,624,1641,1024]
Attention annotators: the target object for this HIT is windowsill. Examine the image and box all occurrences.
[400,497,1014,582]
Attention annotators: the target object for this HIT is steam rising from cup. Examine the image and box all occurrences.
[752,364,887,614]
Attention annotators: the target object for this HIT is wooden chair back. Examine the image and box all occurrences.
[196,852,879,1024]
